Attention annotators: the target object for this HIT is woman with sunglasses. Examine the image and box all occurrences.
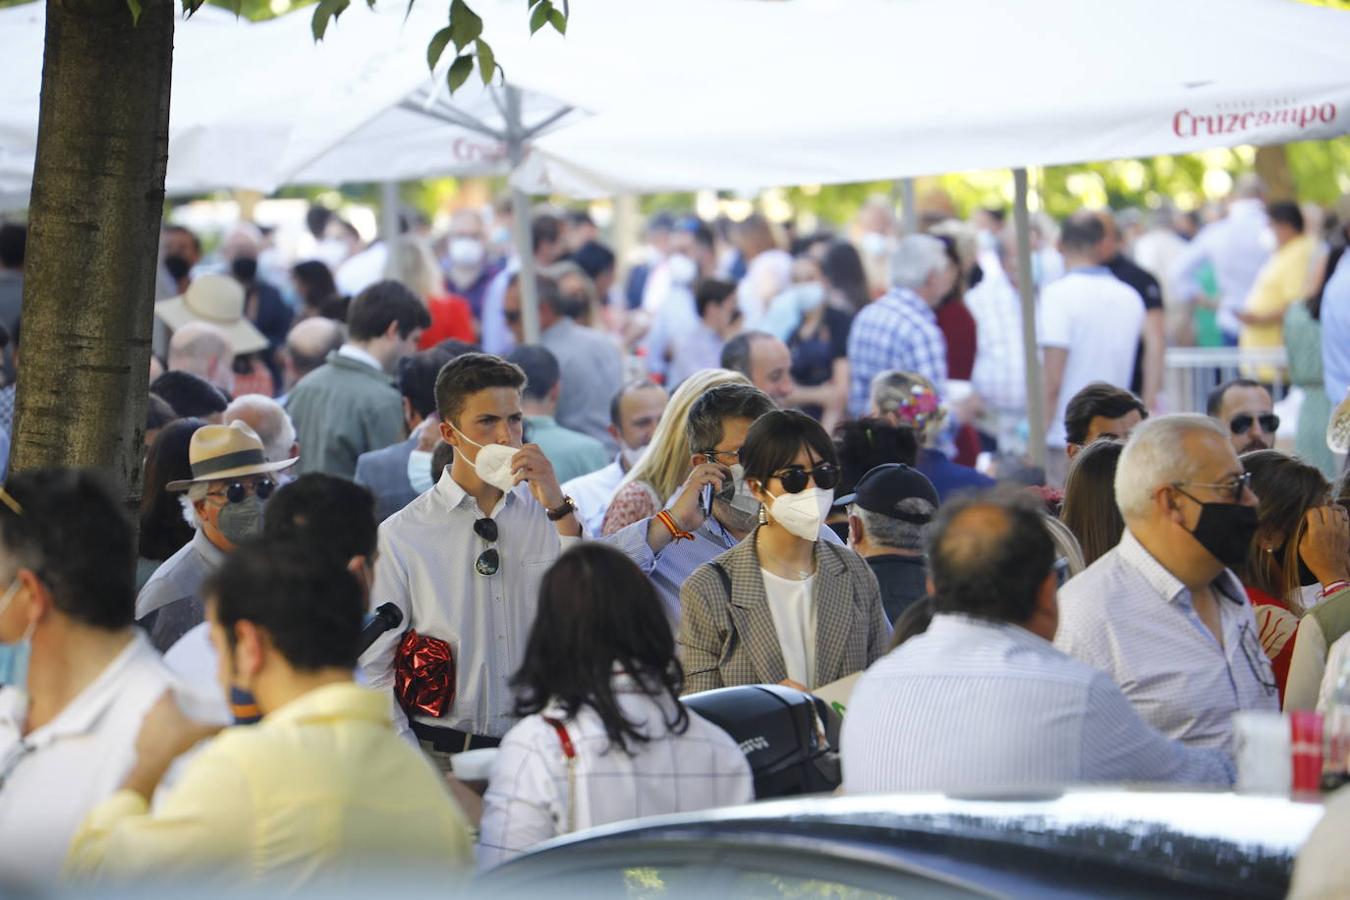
[1237,450,1350,708]
[679,410,890,694]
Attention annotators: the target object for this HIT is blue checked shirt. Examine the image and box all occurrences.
[842,614,1233,794]
[846,288,948,416]
[1055,530,1279,752]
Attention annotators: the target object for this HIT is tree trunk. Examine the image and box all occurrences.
[15,0,174,506]
[1254,145,1295,202]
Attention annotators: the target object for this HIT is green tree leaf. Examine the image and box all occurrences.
[311,0,350,41]
[126,0,142,24]
[449,0,483,51]
[548,5,565,33]
[529,0,550,33]
[427,25,453,70]
[447,53,474,92]
[476,38,496,84]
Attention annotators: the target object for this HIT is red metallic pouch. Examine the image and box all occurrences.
[393,629,456,718]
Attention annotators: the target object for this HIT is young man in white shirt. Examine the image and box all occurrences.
[360,353,583,771]
[0,470,217,888]
[1039,211,1146,487]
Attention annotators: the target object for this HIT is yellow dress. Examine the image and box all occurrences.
[1240,235,1314,382]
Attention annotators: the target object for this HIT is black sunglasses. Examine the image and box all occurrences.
[503,310,522,324]
[1230,413,1280,436]
[474,517,499,576]
[772,463,840,494]
[209,479,275,504]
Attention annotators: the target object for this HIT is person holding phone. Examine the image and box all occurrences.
[679,410,890,694]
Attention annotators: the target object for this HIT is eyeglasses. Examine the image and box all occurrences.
[207,479,276,504]
[772,463,841,494]
[1229,413,1280,436]
[473,517,499,577]
[1174,470,1252,504]
[503,310,522,324]
[1238,621,1279,697]
[699,448,741,466]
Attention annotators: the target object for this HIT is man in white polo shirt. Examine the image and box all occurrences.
[1039,211,1146,486]
[0,470,216,888]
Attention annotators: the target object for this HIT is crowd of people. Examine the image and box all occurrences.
[1,176,1349,890]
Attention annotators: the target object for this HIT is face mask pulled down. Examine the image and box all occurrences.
[452,425,518,493]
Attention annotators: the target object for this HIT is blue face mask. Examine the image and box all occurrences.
[0,579,33,692]
[229,685,262,725]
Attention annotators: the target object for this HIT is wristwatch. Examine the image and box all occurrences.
[546,495,578,522]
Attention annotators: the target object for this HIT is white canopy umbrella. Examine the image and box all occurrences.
[514,0,1350,196]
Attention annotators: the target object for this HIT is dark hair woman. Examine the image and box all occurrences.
[291,260,339,318]
[137,417,206,591]
[1060,439,1125,568]
[1240,449,1350,705]
[478,544,752,867]
[679,410,890,694]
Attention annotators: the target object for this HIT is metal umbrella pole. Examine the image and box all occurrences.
[1012,167,1046,471]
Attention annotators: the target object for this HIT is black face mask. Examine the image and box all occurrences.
[1186,501,1258,570]
[558,293,589,319]
[163,254,191,282]
[231,256,258,283]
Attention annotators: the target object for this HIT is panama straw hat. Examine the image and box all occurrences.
[154,273,269,356]
[1328,388,1350,454]
[167,421,298,491]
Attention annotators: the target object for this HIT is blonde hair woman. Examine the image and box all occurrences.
[601,369,749,535]
[384,235,475,347]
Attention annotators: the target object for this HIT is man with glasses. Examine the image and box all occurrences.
[359,353,581,771]
[1207,378,1279,455]
[1056,415,1279,750]
[604,383,842,626]
[137,422,297,653]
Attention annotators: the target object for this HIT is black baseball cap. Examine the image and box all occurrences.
[835,463,939,524]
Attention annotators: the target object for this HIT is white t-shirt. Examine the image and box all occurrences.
[760,569,817,688]
[1038,268,1145,447]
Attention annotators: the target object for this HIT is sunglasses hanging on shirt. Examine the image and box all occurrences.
[474,517,500,576]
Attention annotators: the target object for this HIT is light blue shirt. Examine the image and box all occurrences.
[1055,530,1279,752]
[1321,252,1350,405]
[842,614,1233,794]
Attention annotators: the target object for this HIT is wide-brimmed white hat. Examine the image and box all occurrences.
[167,421,298,491]
[155,273,269,356]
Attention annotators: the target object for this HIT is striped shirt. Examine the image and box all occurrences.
[841,615,1233,794]
[846,288,948,416]
[1055,530,1279,751]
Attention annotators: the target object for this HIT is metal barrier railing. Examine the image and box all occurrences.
[1163,347,1288,414]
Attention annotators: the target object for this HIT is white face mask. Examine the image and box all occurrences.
[765,486,833,541]
[407,448,436,494]
[667,253,698,286]
[716,463,762,533]
[860,231,892,259]
[620,441,647,470]
[449,237,485,268]
[450,425,518,493]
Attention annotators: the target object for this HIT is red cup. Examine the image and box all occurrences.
[1290,710,1325,797]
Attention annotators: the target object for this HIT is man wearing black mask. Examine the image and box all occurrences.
[1056,415,1278,751]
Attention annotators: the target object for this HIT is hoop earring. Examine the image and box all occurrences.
[758,505,769,526]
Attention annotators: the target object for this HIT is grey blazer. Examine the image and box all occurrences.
[354,436,419,523]
[678,530,891,695]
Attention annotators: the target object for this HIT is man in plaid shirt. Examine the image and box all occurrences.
[847,234,956,416]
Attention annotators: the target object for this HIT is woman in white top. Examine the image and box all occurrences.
[477,544,753,869]
[679,410,890,694]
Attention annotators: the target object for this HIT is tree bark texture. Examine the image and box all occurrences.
[16,0,173,504]
[1255,145,1294,202]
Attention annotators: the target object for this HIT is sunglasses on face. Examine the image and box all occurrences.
[1229,413,1280,436]
[473,516,499,576]
[207,479,275,504]
[503,310,522,324]
[772,463,840,494]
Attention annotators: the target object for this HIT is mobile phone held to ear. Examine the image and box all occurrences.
[700,482,714,518]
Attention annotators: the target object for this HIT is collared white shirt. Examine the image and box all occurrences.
[360,468,580,740]
[1055,530,1279,751]
[336,342,383,373]
[136,529,224,620]
[0,632,199,886]
[477,673,753,869]
[963,273,1027,415]
[562,457,625,537]
[842,615,1233,794]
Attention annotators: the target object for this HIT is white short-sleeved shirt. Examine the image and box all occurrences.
[1038,268,1145,447]
[0,632,199,886]
[760,570,817,688]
